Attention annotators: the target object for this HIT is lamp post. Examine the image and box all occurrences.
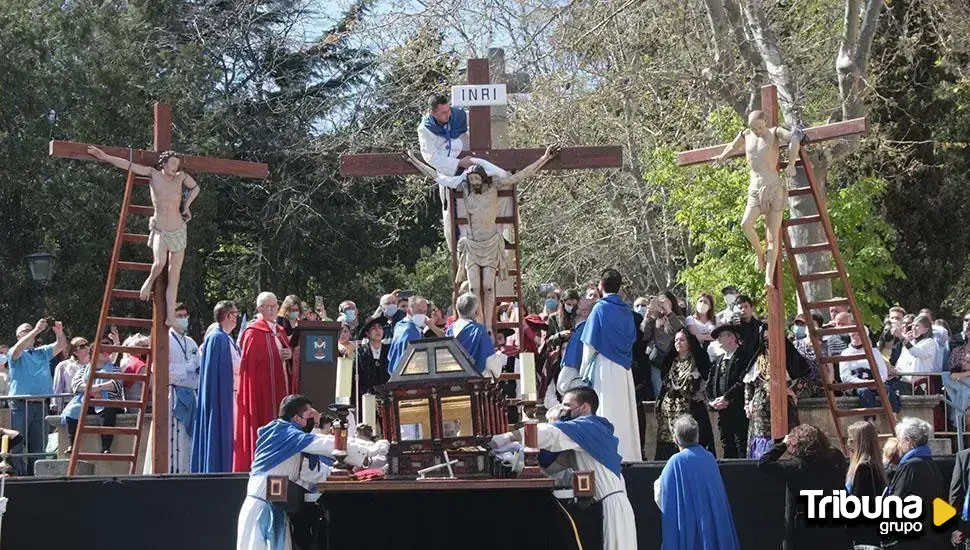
[25,250,55,311]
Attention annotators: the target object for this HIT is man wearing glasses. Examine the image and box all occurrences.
[191,300,241,473]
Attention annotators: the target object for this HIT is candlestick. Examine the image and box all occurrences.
[520,352,537,401]
[335,357,353,405]
[362,393,377,427]
[2,435,8,456]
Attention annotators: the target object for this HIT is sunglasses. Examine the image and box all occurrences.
[76,343,90,350]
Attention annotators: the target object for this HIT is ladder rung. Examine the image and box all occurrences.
[88,400,145,409]
[789,187,814,197]
[495,295,518,302]
[797,270,841,282]
[95,371,148,382]
[828,381,878,391]
[783,215,822,227]
[454,189,515,198]
[805,297,850,310]
[128,205,154,216]
[505,242,517,250]
[78,426,140,436]
[836,407,889,418]
[494,322,519,330]
[133,176,151,185]
[100,344,151,355]
[118,261,152,272]
[122,233,149,245]
[75,452,137,462]
[455,216,514,225]
[111,288,143,300]
[105,316,153,329]
[816,325,860,337]
[819,353,868,363]
[789,242,831,254]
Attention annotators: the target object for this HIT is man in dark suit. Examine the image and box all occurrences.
[949,447,970,546]
[707,324,751,458]
[356,318,390,397]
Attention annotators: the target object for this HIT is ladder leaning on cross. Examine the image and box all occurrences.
[676,84,896,450]
[49,103,268,475]
[340,57,623,335]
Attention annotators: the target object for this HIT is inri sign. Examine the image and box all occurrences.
[451,84,508,107]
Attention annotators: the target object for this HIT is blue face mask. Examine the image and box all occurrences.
[176,318,189,331]
[634,305,647,316]
[383,305,398,318]
[793,325,807,339]
[343,309,357,322]
[545,298,558,311]
[0,354,6,366]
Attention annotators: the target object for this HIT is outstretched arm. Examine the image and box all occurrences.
[500,144,560,187]
[713,132,745,164]
[87,146,153,176]
[403,151,442,180]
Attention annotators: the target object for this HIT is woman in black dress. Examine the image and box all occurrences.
[845,420,887,549]
[654,329,716,460]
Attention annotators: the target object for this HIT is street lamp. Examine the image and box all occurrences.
[25,250,55,311]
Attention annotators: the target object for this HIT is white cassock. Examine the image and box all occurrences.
[525,423,637,550]
[144,330,201,474]
[580,344,642,462]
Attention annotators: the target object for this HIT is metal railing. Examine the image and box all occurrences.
[0,393,74,463]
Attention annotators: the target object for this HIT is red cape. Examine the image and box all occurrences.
[232,317,291,472]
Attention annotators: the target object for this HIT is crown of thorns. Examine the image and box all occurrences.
[155,150,180,168]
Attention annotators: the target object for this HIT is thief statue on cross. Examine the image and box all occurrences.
[87,145,200,331]
[713,111,801,288]
[405,144,559,336]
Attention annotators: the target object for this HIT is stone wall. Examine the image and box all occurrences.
[641,395,948,459]
[41,413,151,475]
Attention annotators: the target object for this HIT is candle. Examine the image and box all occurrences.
[1,435,8,455]
[520,352,537,401]
[362,394,377,427]
[335,357,353,405]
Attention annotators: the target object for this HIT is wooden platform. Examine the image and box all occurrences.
[318,477,554,493]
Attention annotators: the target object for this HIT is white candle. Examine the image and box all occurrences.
[520,352,537,401]
[362,394,377,427]
[335,357,353,405]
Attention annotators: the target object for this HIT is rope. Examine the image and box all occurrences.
[554,498,584,550]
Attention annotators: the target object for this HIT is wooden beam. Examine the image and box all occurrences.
[153,103,172,151]
[49,140,270,179]
[675,117,868,167]
[467,58,491,151]
[340,146,623,177]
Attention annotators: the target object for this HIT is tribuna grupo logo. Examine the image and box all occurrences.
[801,490,930,536]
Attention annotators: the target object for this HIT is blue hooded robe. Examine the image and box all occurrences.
[447,320,494,374]
[659,444,740,550]
[191,327,237,473]
[581,294,635,369]
[387,319,423,375]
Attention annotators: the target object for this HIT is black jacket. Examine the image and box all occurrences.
[706,348,750,406]
[950,449,970,536]
[759,442,848,550]
[888,453,948,548]
[356,342,390,396]
[847,461,886,545]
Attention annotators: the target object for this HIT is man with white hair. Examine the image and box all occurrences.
[656,415,739,550]
[233,292,293,472]
[447,293,504,378]
[386,296,430,375]
[887,417,946,548]
[8,318,67,474]
[368,293,405,341]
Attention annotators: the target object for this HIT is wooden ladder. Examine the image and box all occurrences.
[450,187,525,336]
[67,169,155,475]
[780,147,897,450]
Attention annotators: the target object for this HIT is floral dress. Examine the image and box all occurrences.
[744,353,799,458]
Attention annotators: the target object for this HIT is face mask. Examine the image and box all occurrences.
[302,417,316,433]
[696,302,711,315]
[411,314,428,328]
[558,407,573,422]
[793,325,807,339]
[0,354,6,366]
[383,304,398,318]
[288,311,299,321]
[545,298,558,311]
[724,294,737,307]
[634,305,647,316]
[343,309,357,322]
[176,318,189,331]
[564,304,575,314]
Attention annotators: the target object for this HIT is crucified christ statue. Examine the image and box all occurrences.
[714,111,801,288]
[405,145,559,335]
[87,146,200,331]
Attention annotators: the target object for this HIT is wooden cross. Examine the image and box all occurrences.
[49,103,269,473]
[676,85,867,439]
[340,58,623,177]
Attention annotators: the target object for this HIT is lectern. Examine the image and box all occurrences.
[291,321,342,408]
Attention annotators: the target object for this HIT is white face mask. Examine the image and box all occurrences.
[696,302,711,315]
[724,294,737,307]
[634,305,647,316]
[411,314,428,328]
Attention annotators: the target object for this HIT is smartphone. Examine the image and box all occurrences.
[649,296,660,312]
[398,290,416,299]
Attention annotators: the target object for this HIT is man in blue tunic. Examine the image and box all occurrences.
[386,296,430,375]
[656,414,740,550]
[192,300,240,473]
[580,269,641,461]
[447,293,503,378]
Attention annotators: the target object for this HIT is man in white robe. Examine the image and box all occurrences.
[489,387,637,550]
[578,269,642,462]
[237,395,388,550]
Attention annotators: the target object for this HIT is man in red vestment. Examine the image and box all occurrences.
[233,292,292,472]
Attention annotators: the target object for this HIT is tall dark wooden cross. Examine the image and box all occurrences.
[676,85,868,439]
[49,103,269,473]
